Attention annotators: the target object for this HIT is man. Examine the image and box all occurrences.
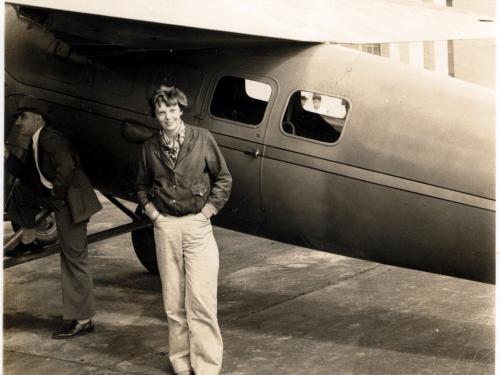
[5,96,102,339]
[312,92,328,115]
[300,94,308,108]
[136,86,231,375]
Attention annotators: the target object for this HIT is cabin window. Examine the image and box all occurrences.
[210,76,271,125]
[281,90,349,143]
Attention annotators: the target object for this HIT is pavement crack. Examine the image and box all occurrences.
[4,348,135,374]
[232,264,380,320]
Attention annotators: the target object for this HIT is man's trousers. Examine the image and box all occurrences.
[154,212,223,375]
[8,184,95,320]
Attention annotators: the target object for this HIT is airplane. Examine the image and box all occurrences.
[3,1,496,283]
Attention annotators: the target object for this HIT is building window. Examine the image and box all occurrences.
[360,44,381,55]
[343,43,381,56]
[282,90,349,144]
[210,76,271,125]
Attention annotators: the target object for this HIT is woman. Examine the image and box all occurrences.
[136,85,232,375]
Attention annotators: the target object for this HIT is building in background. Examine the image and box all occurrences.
[346,0,496,89]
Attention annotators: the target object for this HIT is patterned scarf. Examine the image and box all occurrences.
[159,121,186,168]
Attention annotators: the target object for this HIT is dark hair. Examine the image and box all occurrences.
[312,93,321,101]
[151,85,188,115]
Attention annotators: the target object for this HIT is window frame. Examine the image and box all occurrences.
[279,89,352,146]
[207,71,276,129]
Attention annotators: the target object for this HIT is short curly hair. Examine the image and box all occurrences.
[151,85,188,116]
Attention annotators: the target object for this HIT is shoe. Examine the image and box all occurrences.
[52,319,95,339]
[5,240,44,257]
[176,371,194,375]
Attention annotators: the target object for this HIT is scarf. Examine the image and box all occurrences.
[159,121,186,168]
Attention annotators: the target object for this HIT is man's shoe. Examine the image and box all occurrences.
[5,240,44,257]
[52,320,94,339]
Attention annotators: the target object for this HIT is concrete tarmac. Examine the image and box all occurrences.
[3,197,495,374]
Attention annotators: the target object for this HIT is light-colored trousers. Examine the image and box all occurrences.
[154,212,223,375]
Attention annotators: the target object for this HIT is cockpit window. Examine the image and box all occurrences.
[282,90,349,143]
[210,76,271,125]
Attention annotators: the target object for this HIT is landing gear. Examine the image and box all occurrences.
[95,194,158,275]
[5,208,56,256]
[11,211,58,244]
[131,207,159,275]
[4,193,158,274]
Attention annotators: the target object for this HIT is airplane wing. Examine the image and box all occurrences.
[8,0,496,45]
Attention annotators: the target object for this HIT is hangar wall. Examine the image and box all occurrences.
[348,0,496,89]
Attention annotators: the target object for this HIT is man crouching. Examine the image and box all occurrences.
[5,96,102,339]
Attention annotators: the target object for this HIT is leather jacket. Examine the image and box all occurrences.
[136,124,232,216]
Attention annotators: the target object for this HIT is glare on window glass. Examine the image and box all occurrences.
[245,79,271,102]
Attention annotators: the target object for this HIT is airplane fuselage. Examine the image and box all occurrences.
[5,5,495,282]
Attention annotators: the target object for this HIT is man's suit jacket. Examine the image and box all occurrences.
[8,126,102,224]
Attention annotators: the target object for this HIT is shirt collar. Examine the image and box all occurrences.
[32,125,45,145]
